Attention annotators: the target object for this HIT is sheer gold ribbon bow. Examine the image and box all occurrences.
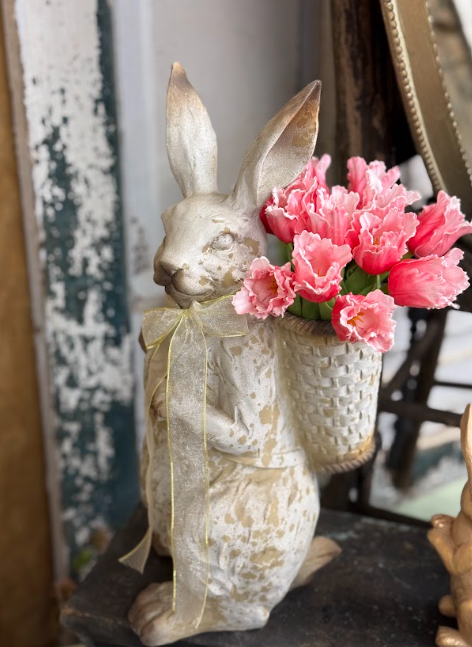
[119,294,248,628]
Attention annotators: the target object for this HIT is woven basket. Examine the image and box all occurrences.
[277,314,382,473]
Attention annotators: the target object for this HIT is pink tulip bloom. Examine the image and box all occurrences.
[331,290,396,353]
[292,231,352,302]
[264,187,310,243]
[260,155,331,237]
[367,181,420,212]
[232,257,296,319]
[388,248,469,309]
[408,191,472,257]
[348,157,400,203]
[307,185,359,246]
[347,208,418,275]
[297,154,331,193]
[347,156,419,211]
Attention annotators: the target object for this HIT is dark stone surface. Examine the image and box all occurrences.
[62,505,450,647]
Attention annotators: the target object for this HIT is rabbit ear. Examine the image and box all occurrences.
[461,404,472,486]
[166,63,218,197]
[230,81,322,211]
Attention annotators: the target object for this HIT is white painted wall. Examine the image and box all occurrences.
[113,0,303,440]
[455,0,472,48]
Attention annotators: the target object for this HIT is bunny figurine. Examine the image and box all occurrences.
[428,404,472,647]
[125,63,341,646]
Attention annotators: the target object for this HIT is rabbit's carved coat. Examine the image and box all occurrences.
[128,63,340,646]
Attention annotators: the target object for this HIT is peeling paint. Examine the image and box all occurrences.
[15,0,138,571]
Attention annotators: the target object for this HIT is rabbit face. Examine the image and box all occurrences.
[161,62,321,309]
[154,194,267,308]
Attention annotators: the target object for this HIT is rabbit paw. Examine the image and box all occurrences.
[128,582,183,646]
[439,594,456,618]
[436,625,471,647]
[432,515,454,532]
[290,536,341,590]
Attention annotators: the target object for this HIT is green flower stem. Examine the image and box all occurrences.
[288,294,302,317]
[301,298,320,320]
[343,263,376,294]
[318,299,335,321]
[344,260,358,279]
[376,274,381,289]
[284,242,294,264]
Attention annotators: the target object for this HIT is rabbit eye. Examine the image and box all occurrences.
[211,233,234,251]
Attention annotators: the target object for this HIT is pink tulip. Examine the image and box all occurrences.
[347,156,419,211]
[347,207,418,275]
[331,290,396,353]
[388,248,469,309]
[232,257,296,319]
[260,155,331,238]
[297,154,331,193]
[368,182,420,212]
[264,187,310,243]
[408,191,472,257]
[292,231,352,302]
[347,157,400,204]
[307,185,359,246]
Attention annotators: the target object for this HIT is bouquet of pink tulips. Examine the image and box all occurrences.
[233,156,471,353]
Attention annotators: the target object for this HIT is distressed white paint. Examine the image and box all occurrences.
[16,2,119,279]
[113,0,301,442]
[15,0,134,556]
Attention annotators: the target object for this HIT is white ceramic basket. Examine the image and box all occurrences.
[277,314,382,473]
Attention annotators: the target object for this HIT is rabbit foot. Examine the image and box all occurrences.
[290,536,341,590]
[439,595,456,618]
[128,581,186,646]
[129,581,267,645]
[436,626,471,647]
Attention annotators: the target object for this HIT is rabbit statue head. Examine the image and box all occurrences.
[154,63,321,308]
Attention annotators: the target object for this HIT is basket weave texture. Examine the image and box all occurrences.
[277,314,382,473]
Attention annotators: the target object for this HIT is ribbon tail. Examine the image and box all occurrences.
[167,316,210,628]
[119,339,170,572]
[118,406,155,572]
[199,334,210,629]
[118,526,153,574]
[119,296,247,626]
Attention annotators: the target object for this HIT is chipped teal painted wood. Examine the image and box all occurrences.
[15,0,138,574]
